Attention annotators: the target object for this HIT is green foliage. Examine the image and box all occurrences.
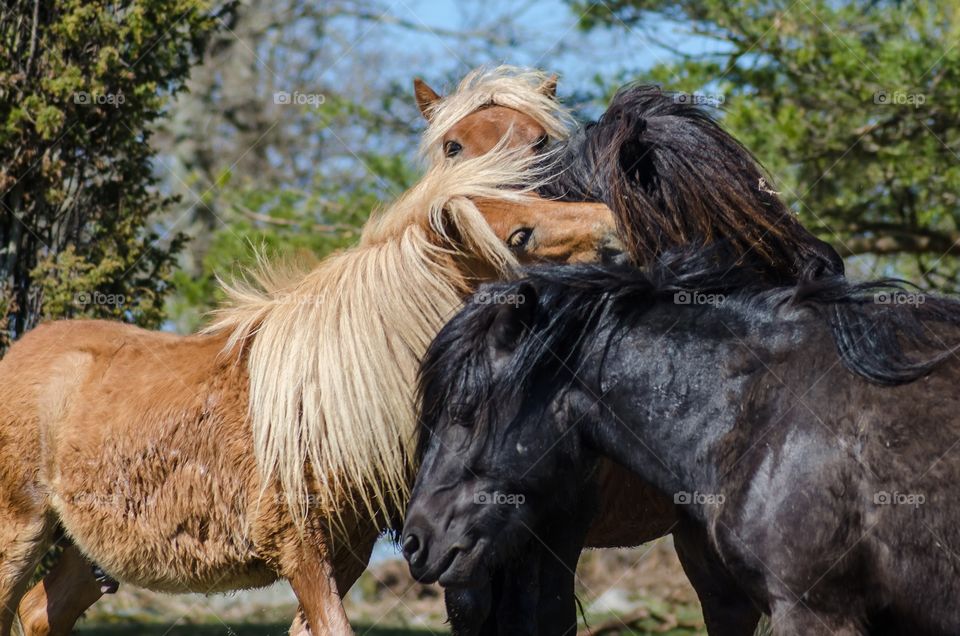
[570,0,960,288]
[0,0,227,352]
[166,155,417,332]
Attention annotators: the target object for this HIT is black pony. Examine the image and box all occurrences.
[437,84,846,636]
[406,250,960,635]
[437,83,847,636]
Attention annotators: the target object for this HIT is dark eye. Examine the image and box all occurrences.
[444,140,463,158]
[507,227,532,250]
[450,404,473,427]
[533,134,549,151]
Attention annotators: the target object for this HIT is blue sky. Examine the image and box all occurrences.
[374,0,721,95]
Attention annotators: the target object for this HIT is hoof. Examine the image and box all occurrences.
[91,565,119,594]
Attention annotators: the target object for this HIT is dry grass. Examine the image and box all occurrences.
[75,538,707,635]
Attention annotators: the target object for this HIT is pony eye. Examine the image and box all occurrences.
[450,405,473,427]
[533,135,549,151]
[507,228,532,250]
[444,140,463,158]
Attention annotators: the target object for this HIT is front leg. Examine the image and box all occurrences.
[287,532,377,635]
[287,549,351,635]
[17,544,111,636]
[445,548,541,636]
[673,516,760,636]
[528,506,591,636]
[444,504,590,636]
[494,545,541,635]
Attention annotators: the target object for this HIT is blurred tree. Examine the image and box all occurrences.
[571,0,960,287]
[168,154,417,331]
[0,0,228,353]
[153,0,541,330]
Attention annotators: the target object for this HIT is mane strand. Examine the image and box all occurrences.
[539,84,844,283]
[205,147,543,533]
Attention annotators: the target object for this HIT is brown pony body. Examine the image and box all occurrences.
[2,147,617,635]
[2,322,372,635]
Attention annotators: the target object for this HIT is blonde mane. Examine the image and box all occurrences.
[205,148,541,533]
[419,65,575,165]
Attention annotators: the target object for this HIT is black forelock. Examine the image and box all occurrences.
[417,248,960,457]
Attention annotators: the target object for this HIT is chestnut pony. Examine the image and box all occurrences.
[12,66,609,636]
[3,146,617,635]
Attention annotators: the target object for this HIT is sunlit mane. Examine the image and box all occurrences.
[420,65,575,165]
[204,148,540,533]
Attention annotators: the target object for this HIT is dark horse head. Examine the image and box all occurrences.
[402,251,754,586]
[402,276,594,587]
[539,84,844,283]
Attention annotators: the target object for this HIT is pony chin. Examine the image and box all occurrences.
[436,537,493,587]
[441,509,535,587]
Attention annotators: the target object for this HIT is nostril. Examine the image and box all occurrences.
[599,245,623,265]
[402,532,422,563]
[599,234,626,265]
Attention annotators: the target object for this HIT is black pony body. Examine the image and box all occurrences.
[405,252,960,635]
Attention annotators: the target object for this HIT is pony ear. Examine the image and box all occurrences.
[488,282,538,355]
[539,74,558,98]
[413,78,442,121]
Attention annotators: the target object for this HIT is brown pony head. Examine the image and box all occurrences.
[416,67,571,165]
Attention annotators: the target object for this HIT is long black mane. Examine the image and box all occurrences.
[418,250,960,457]
[539,85,843,283]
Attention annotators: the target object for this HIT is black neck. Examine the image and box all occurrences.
[578,307,755,524]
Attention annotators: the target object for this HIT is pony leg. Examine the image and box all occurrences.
[17,544,106,636]
[287,553,351,635]
[0,517,50,636]
[673,519,760,636]
[288,606,309,636]
[769,602,864,636]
